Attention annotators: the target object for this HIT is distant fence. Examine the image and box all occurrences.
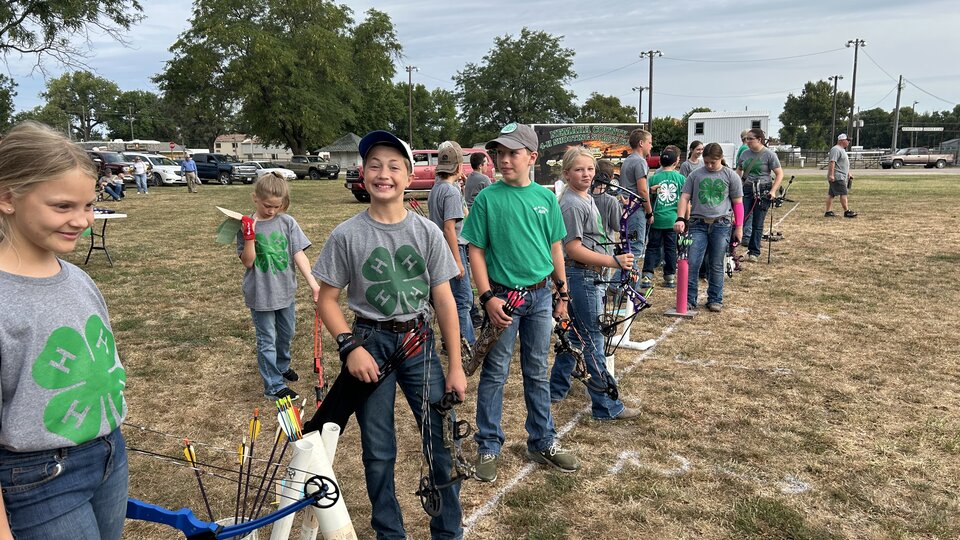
[775,150,882,169]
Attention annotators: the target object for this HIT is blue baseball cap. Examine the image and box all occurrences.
[359,131,414,167]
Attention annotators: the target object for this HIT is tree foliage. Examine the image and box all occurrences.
[35,71,120,140]
[576,93,637,123]
[455,28,577,145]
[0,75,15,132]
[779,80,852,150]
[650,116,687,151]
[1,0,143,68]
[106,90,176,141]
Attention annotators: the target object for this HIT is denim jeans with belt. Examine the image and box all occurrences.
[475,285,557,455]
[686,218,732,307]
[250,302,296,396]
[352,322,462,540]
[549,266,625,419]
[0,428,128,540]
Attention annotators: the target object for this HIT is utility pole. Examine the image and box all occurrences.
[846,39,865,135]
[405,65,418,146]
[910,100,919,147]
[891,75,904,152]
[129,105,135,140]
[631,86,647,124]
[828,75,843,144]
[639,50,662,128]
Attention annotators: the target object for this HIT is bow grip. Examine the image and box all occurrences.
[126,498,219,539]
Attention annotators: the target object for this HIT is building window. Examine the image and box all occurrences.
[695,122,704,135]
[751,120,761,129]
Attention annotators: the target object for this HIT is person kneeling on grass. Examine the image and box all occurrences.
[312,130,466,539]
[673,143,743,313]
[549,147,639,421]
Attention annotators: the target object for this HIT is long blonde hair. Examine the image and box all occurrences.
[253,171,291,212]
[0,121,97,243]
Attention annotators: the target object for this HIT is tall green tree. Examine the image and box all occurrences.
[576,93,637,123]
[106,90,176,141]
[0,75,15,132]
[455,28,577,145]
[650,116,686,151]
[1,1,143,67]
[40,71,120,140]
[779,80,852,150]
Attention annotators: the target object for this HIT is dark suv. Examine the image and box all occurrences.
[87,151,135,183]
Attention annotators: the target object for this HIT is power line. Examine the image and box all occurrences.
[860,49,899,83]
[576,60,643,83]
[662,47,845,64]
[656,87,802,99]
[903,78,958,106]
[865,84,897,109]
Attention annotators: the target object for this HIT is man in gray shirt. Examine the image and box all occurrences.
[464,152,491,209]
[825,133,857,218]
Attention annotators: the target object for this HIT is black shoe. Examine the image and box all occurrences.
[824,211,836,217]
[843,210,858,218]
[272,387,300,401]
[282,368,299,382]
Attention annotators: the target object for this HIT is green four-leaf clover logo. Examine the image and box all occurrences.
[362,245,429,316]
[698,177,726,206]
[255,231,289,274]
[32,315,126,444]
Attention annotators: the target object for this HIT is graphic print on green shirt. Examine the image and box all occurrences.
[32,315,126,444]
[362,245,430,316]
[698,177,726,206]
[254,231,290,273]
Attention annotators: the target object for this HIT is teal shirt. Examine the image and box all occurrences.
[461,181,566,288]
[649,170,685,229]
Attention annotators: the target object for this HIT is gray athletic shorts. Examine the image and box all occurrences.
[828,178,848,197]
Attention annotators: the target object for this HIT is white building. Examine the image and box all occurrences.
[687,111,770,157]
[214,134,293,160]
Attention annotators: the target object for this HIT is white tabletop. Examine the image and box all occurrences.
[94,213,128,219]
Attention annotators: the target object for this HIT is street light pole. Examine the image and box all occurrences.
[828,75,843,144]
[631,86,647,124]
[911,100,919,147]
[846,39,865,135]
[405,65,419,146]
[639,50,662,127]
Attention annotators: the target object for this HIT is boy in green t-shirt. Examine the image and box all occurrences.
[642,146,685,288]
[461,122,579,482]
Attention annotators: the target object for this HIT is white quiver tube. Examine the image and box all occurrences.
[269,423,355,540]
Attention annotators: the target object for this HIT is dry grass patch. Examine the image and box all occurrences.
[68,176,959,539]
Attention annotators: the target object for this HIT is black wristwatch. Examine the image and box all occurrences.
[479,290,496,306]
[336,332,353,347]
[645,212,654,219]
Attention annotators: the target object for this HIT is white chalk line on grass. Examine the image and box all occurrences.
[462,319,682,534]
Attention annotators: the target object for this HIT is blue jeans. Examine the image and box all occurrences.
[102,184,122,201]
[741,193,770,257]
[626,206,648,266]
[549,267,624,419]
[450,245,476,345]
[686,218,732,307]
[250,302,296,396]
[642,228,678,279]
[475,286,556,455]
[134,173,148,193]
[353,323,462,540]
[0,428,128,540]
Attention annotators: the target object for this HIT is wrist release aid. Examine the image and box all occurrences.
[733,202,744,227]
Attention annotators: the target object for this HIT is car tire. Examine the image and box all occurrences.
[892,160,903,169]
[935,159,946,169]
[152,173,164,187]
[219,171,232,185]
[881,164,891,169]
[309,169,322,180]
[353,190,370,203]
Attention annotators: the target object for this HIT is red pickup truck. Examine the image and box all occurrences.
[345,147,495,202]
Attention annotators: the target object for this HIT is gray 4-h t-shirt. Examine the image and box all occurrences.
[236,213,312,311]
[591,191,622,238]
[619,152,649,197]
[427,179,466,245]
[678,159,703,178]
[464,171,491,209]
[737,147,781,190]
[0,261,126,452]
[560,189,612,258]
[828,145,849,182]
[313,210,458,322]
[681,166,744,220]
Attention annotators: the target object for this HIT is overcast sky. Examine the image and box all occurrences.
[5,0,959,138]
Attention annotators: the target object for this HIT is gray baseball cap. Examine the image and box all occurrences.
[485,123,538,152]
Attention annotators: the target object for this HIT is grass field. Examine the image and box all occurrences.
[67,174,960,540]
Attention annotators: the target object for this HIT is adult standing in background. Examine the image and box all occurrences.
[679,140,704,177]
[734,130,750,166]
[736,128,783,262]
[464,152,492,209]
[825,134,857,218]
[132,156,148,194]
[181,154,200,193]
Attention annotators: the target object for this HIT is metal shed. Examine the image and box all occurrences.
[687,111,771,154]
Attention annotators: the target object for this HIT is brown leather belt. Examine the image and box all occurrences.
[490,277,549,292]
[354,316,420,333]
[566,260,603,274]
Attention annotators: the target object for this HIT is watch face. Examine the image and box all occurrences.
[336,333,351,345]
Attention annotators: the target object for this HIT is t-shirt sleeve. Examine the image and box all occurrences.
[547,194,567,244]
[681,175,694,196]
[638,160,649,181]
[728,169,744,198]
[312,226,349,289]
[461,193,488,248]
[767,151,782,170]
[828,147,841,163]
[440,186,464,223]
[425,225,458,286]
[649,171,663,189]
[561,202,586,246]
[286,216,312,253]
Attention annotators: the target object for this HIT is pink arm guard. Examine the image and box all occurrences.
[732,201,744,227]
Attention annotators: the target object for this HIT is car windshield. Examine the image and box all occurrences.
[151,156,177,166]
[895,148,909,155]
[263,162,281,168]
[215,154,238,163]
[242,162,262,169]
[100,152,125,163]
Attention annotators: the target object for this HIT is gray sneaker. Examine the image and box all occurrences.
[474,453,499,482]
[706,303,723,313]
[527,442,580,472]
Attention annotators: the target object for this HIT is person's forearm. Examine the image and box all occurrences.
[771,167,784,194]
[240,240,256,267]
[442,222,462,266]
[317,284,350,337]
[292,251,319,290]
[469,245,491,293]
[433,288,462,367]
[638,177,652,213]
[549,241,567,287]
[566,240,617,268]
